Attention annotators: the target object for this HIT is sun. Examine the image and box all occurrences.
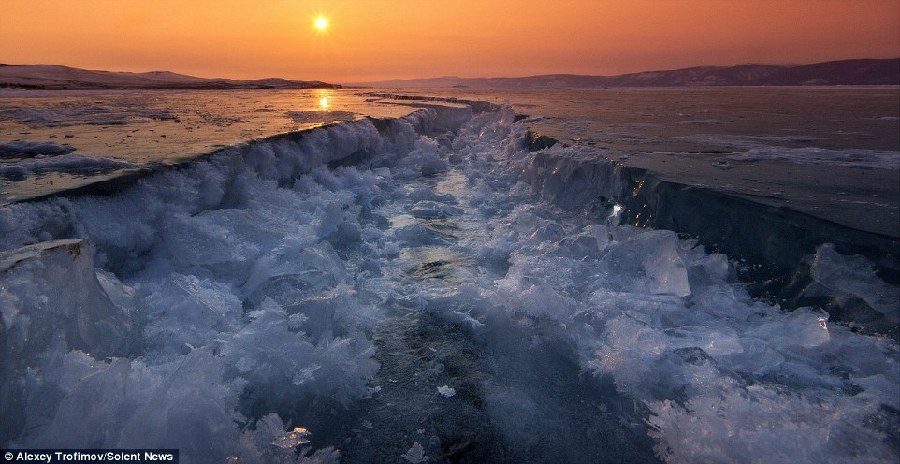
[314,16,328,31]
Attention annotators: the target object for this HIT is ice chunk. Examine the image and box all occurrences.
[664,326,744,357]
[517,282,572,320]
[233,413,340,463]
[529,220,566,243]
[282,284,378,342]
[805,243,900,330]
[437,385,456,398]
[647,385,897,464]
[392,137,448,178]
[153,208,269,274]
[749,309,831,348]
[243,240,348,305]
[556,224,609,259]
[409,200,463,219]
[0,165,27,180]
[401,442,428,463]
[21,350,244,459]
[0,239,134,361]
[140,273,243,356]
[0,140,76,158]
[599,230,691,297]
[273,426,311,449]
[219,299,377,410]
[854,374,900,410]
[0,153,136,176]
[20,348,340,463]
[393,223,456,246]
[642,236,691,297]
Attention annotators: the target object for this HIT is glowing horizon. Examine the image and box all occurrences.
[1,0,898,83]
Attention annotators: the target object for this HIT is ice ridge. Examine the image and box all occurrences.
[0,102,896,463]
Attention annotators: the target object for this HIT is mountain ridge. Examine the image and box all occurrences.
[350,58,900,89]
[0,64,340,90]
[1,58,897,90]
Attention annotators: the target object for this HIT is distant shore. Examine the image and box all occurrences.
[351,57,900,89]
[0,64,341,90]
[3,57,898,91]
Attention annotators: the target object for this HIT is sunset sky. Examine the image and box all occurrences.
[2,0,898,83]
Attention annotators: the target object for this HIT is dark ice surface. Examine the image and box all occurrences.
[397,87,900,239]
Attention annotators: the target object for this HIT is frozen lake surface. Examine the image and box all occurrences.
[0,89,897,463]
[398,87,900,238]
[0,89,422,202]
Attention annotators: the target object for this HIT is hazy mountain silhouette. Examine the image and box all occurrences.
[0,64,340,90]
[351,58,900,88]
[2,58,896,90]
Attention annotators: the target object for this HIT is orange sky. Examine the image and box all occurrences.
[2,0,898,83]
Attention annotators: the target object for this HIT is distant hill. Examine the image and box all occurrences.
[0,64,340,90]
[351,58,900,89]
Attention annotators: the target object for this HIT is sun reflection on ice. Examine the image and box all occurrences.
[316,89,334,111]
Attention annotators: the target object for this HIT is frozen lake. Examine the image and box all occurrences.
[0,88,897,463]
[0,89,422,202]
